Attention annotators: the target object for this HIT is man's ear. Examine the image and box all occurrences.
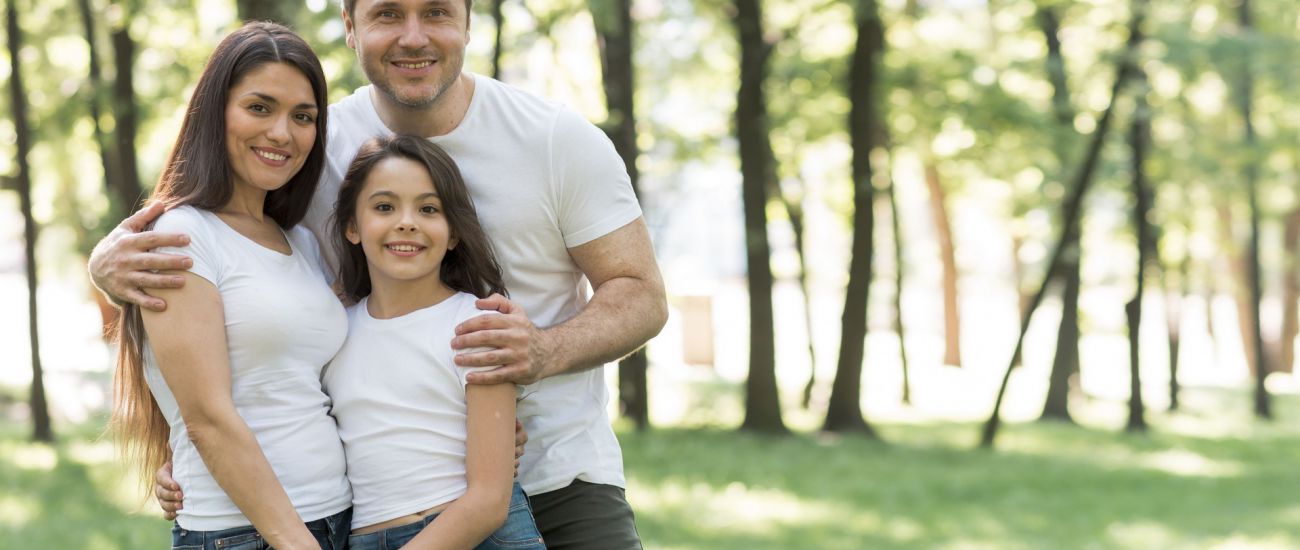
[343,7,357,50]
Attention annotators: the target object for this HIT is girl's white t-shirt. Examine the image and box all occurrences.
[143,205,352,531]
[322,292,498,529]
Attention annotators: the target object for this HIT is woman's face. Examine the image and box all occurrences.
[224,62,319,195]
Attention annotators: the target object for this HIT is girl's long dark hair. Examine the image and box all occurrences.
[332,135,506,302]
[111,22,329,492]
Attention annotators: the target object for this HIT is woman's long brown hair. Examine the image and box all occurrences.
[110,21,328,492]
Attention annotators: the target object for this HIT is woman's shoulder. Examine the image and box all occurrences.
[151,205,225,248]
[152,204,212,232]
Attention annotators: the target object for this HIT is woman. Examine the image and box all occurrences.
[111,22,350,550]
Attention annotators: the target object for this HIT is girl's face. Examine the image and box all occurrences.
[346,156,458,289]
[224,62,318,197]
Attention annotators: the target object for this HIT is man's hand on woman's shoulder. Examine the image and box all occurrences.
[88,202,193,312]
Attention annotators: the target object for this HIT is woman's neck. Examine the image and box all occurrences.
[365,274,456,320]
[220,184,268,222]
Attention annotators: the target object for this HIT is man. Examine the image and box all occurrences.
[89,0,666,547]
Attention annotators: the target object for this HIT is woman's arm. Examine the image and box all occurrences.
[143,271,319,550]
[401,383,518,550]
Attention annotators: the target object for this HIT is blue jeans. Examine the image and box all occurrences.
[170,507,351,549]
[349,482,545,550]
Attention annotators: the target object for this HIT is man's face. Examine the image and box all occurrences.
[344,0,470,110]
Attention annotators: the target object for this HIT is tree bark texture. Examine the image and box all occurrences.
[825,0,882,436]
[980,0,1146,448]
[733,0,786,434]
[922,161,961,367]
[78,0,131,219]
[9,0,55,443]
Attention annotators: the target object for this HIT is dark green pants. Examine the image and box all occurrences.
[528,480,642,550]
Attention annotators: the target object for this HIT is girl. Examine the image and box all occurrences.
[324,135,546,550]
[112,22,351,550]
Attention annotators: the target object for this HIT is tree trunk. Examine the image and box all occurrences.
[886,166,911,404]
[922,160,961,367]
[1166,253,1188,411]
[824,0,882,437]
[767,177,817,410]
[980,0,1146,448]
[236,0,297,25]
[78,0,130,219]
[110,25,142,206]
[588,0,649,430]
[1236,0,1271,419]
[1216,204,1258,374]
[1041,253,1079,422]
[491,0,506,79]
[8,0,54,444]
[1282,207,1300,374]
[1125,67,1153,433]
[1035,1,1081,424]
[733,0,786,434]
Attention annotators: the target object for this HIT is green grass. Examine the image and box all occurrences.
[3,390,1298,549]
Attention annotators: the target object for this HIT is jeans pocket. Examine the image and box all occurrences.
[213,531,266,550]
[485,503,545,548]
[172,546,204,550]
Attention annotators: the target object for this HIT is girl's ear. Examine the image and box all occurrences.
[346,220,361,245]
[448,234,459,251]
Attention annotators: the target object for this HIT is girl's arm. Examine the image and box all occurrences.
[401,383,518,550]
[143,271,320,550]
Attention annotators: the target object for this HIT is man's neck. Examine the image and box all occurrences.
[371,73,476,138]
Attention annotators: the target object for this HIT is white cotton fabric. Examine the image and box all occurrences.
[303,73,642,495]
[323,292,501,529]
[143,205,351,531]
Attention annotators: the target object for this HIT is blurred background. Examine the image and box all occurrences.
[3,0,1300,547]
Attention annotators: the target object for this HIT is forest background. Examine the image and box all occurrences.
[3,0,1300,547]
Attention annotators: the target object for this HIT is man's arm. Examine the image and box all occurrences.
[88,202,192,312]
[451,217,667,385]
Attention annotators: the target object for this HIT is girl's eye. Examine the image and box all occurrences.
[375,203,394,212]
[421,205,439,214]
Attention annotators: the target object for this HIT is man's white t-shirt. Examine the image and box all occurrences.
[323,292,500,529]
[303,73,642,495]
[144,206,352,530]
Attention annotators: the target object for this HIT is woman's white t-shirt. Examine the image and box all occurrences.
[143,205,351,531]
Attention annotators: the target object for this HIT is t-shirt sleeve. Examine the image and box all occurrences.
[550,108,643,248]
[151,207,223,285]
[452,303,505,390]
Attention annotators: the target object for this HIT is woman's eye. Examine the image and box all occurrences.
[295,113,315,123]
[249,104,269,113]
